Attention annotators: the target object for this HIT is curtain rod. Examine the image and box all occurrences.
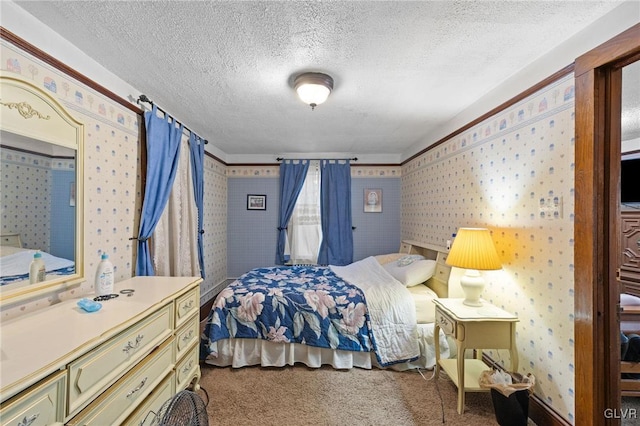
[276,157,358,161]
[137,94,208,144]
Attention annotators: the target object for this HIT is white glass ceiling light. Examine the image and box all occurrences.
[294,72,334,110]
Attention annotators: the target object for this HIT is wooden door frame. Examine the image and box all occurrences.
[575,23,640,425]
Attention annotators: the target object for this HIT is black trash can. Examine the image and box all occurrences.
[490,388,529,426]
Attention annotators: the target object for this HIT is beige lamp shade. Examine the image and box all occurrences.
[446,228,502,270]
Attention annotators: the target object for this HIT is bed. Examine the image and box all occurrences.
[201,242,453,371]
[0,234,75,286]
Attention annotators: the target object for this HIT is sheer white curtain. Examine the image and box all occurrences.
[152,137,199,276]
[285,161,322,264]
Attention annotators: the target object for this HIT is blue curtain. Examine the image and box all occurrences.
[276,160,310,264]
[189,133,205,279]
[136,105,184,276]
[318,160,353,266]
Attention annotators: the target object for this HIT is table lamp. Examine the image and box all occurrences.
[446,228,502,307]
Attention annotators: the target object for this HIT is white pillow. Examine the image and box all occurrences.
[383,259,437,287]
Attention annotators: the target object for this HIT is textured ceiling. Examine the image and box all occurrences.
[14,1,630,161]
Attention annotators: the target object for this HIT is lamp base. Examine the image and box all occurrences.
[460,269,485,307]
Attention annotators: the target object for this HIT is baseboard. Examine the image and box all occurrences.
[482,355,571,426]
[529,395,571,426]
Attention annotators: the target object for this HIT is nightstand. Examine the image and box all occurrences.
[433,298,519,414]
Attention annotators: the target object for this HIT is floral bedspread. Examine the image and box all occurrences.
[201,265,375,357]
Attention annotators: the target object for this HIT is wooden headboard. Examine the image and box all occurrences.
[399,240,451,298]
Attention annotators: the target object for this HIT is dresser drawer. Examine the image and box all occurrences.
[0,371,65,426]
[123,372,175,426]
[175,344,200,391]
[67,338,174,426]
[176,314,199,361]
[67,303,173,415]
[436,308,456,338]
[175,287,199,329]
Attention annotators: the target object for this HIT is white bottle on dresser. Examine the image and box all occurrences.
[95,253,115,296]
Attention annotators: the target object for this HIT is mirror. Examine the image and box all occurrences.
[0,71,84,304]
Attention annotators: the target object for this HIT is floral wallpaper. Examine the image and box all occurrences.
[1,148,52,251]
[1,39,228,318]
[201,155,228,303]
[1,40,141,319]
[402,74,576,421]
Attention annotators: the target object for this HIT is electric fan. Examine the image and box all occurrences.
[150,389,209,426]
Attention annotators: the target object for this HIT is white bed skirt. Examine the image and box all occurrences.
[204,323,450,371]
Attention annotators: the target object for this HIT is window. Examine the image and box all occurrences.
[285,161,322,264]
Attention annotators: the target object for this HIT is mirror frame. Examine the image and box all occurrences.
[0,71,84,304]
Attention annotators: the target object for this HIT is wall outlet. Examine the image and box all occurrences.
[539,196,562,219]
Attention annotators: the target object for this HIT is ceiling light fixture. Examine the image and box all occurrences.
[294,72,334,110]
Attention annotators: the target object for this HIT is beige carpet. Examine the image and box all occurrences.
[197,363,504,425]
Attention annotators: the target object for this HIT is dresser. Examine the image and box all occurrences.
[0,276,202,426]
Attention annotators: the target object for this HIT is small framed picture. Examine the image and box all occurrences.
[247,194,267,211]
[364,188,382,213]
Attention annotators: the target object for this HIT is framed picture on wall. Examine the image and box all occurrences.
[364,188,382,213]
[247,194,267,211]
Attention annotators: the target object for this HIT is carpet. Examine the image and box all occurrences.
[198,363,504,425]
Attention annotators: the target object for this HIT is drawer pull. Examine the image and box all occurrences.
[182,361,194,374]
[126,377,148,398]
[182,300,194,311]
[439,317,449,327]
[17,414,39,426]
[122,334,144,354]
[182,330,195,343]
